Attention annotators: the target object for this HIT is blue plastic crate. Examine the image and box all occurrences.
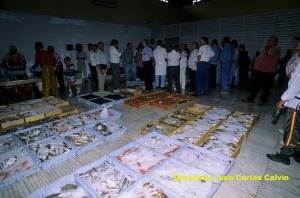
[14,125,56,145]
[75,155,141,198]
[109,142,167,176]
[0,147,41,188]
[27,174,94,198]
[134,132,186,157]
[86,121,127,143]
[86,107,122,121]
[43,118,83,135]
[59,127,104,155]
[27,136,76,170]
[148,158,220,198]
[173,143,235,177]
[0,133,24,155]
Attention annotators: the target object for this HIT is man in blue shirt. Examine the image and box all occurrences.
[220,36,234,95]
[210,39,222,88]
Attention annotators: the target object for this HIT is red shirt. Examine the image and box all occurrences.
[253,45,281,73]
[35,50,52,66]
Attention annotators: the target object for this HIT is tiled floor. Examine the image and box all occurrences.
[0,79,299,198]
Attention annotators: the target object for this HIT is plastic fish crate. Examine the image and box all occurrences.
[119,176,180,198]
[0,110,17,120]
[0,115,24,129]
[109,142,167,176]
[77,93,100,102]
[141,121,177,136]
[60,127,104,155]
[27,136,76,170]
[14,125,56,145]
[102,94,129,105]
[120,89,142,97]
[75,155,141,198]
[148,158,221,198]
[134,132,186,157]
[67,112,101,126]
[86,107,122,121]
[171,109,201,121]
[27,174,94,198]
[86,97,113,108]
[0,147,41,188]
[86,121,127,143]
[187,103,213,115]
[0,133,24,155]
[173,143,235,176]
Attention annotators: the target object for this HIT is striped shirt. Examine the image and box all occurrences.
[281,62,300,109]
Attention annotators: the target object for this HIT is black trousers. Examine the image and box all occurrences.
[167,66,181,93]
[209,64,217,88]
[239,66,249,89]
[143,61,153,90]
[247,71,275,103]
[137,67,144,80]
[188,67,196,92]
[89,65,98,88]
[55,67,65,90]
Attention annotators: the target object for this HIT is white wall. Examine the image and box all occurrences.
[0,10,150,74]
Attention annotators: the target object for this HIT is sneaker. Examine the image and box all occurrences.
[241,99,254,103]
[294,153,300,163]
[219,91,229,95]
[266,152,290,165]
[278,129,284,134]
[113,89,120,93]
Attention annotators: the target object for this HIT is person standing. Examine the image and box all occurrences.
[237,44,251,90]
[242,36,281,105]
[187,42,198,92]
[109,39,122,93]
[47,46,65,91]
[34,42,58,97]
[230,40,239,87]
[153,39,167,89]
[285,41,300,78]
[220,36,234,95]
[97,42,108,92]
[210,39,222,88]
[75,44,88,83]
[89,44,99,90]
[179,43,188,90]
[166,44,181,93]
[122,42,137,83]
[141,39,154,91]
[135,43,143,80]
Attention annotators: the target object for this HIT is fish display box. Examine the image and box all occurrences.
[86,121,127,143]
[135,132,186,157]
[45,98,69,108]
[19,109,45,123]
[109,142,167,176]
[44,119,80,135]
[38,106,63,118]
[0,115,24,129]
[0,134,24,155]
[167,94,194,103]
[27,174,94,198]
[120,88,142,97]
[171,109,201,121]
[77,93,100,102]
[102,94,128,105]
[187,103,213,114]
[149,98,178,110]
[170,125,209,145]
[60,128,104,155]
[67,112,100,126]
[14,126,55,145]
[0,147,40,188]
[75,156,140,198]
[124,98,149,108]
[158,114,188,129]
[174,144,235,176]
[148,158,220,198]
[86,108,122,121]
[141,121,177,136]
[0,111,17,120]
[28,136,75,169]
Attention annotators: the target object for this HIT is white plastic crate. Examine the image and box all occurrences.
[0,133,24,155]
[0,147,40,188]
[27,174,94,198]
[86,121,127,143]
[67,112,101,126]
[102,94,129,105]
[59,127,104,155]
[87,97,114,109]
[86,107,122,121]
[28,136,76,170]
[109,142,167,176]
[134,132,186,157]
[173,143,235,177]
[43,118,82,135]
[77,93,100,102]
[75,155,141,198]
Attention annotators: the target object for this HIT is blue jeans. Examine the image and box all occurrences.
[196,62,209,95]
[216,60,222,84]
[124,63,137,82]
[230,62,239,85]
[221,62,232,93]
[155,75,166,88]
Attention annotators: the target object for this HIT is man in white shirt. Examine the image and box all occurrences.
[142,39,154,91]
[97,42,108,92]
[179,43,188,90]
[89,44,99,89]
[166,44,181,93]
[109,39,122,92]
[194,36,215,96]
[153,40,167,89]
[187,42,199,92]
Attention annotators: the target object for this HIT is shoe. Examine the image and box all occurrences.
[77,87,81,94]
[241,99,254,103]
[219,91,229,95]
[258,102,266,106]
[294,153,300,163]
[278,129,284,134]
[113,89,120,93]
[266,152,290,165]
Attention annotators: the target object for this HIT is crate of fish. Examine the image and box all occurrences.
[171,109,201,121]
[231,110,260,123]
[60,127,104,155]
[218,119,250,142]
[86,107,122,121]
[44,119,79,135]
[86,121,127,143]
[14,125,55,145]
[75,155,140,198]
[120,88,142,97]
[38,106,63,117]
[28,136,75,169]
[24,98,45,106]
[0,115,24,129]
[174,143,234,176]
[148,158,220,198]
[109,142,167,176]
[19,109,45,123]
[149,98,178,110]
[119,176,179,198]
[170,125,209,144]
[67,112,101,126]
[0,134,24,155]
[102,94,129,105]
[45,98,69,108]
[158,115,188,130]
[77,93,100,103]
[27,174,94,198]
[187,103,213,114]
[124,97,149,108]
[0,147,40,187]
[167,93,194,103]
[87,97,113,108]
[135,132,186,157]
[0,110,17,120]
[141,121,177,136]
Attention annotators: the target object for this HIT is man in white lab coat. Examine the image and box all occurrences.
[153,40,167,89]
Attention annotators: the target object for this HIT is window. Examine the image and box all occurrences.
[193,0,201,4]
